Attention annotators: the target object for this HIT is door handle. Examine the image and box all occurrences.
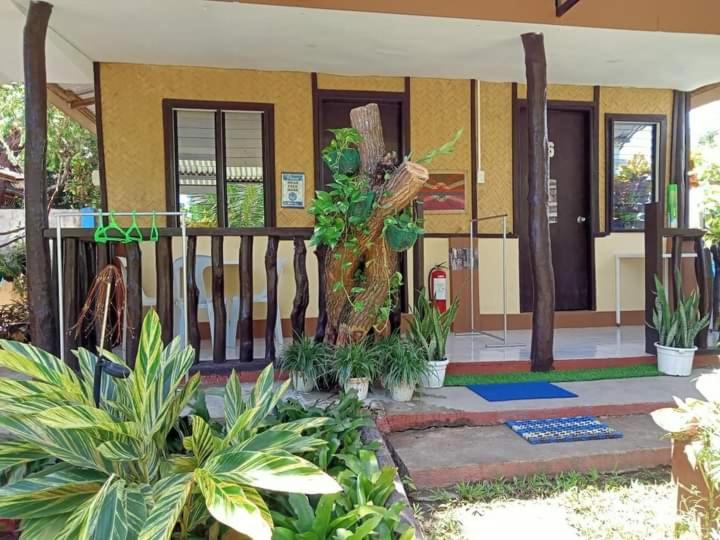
[577,216,587,224]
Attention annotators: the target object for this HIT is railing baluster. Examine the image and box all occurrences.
[186,236,201,363]
[155,236,174,345]
[314,245,328,343]
[211,235,226,364]
[239,235,254,362]
[62,238,79,368]
[671,235,683,306]
[125,242,143,367]
[265,236,279,363]
[412,200,425,305]
[644,202,662,353]
[291,237,309,339]
[76,241,92,348]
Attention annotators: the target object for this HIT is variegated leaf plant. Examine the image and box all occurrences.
[0,310,340,540]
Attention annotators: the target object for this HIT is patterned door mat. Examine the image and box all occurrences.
[506,415,624,444]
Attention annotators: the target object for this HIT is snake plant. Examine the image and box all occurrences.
[408,290,459,362]
[651,272,710,349]
[0,310,339,540]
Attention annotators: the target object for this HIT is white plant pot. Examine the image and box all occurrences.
[291,371,314,393]
[420,358,449,389]
[656,343,697,377]
[344,377,369,400]
[390,382,415,402]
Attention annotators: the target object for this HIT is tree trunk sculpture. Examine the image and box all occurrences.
[522,32,555,371]
[323,104,429,345]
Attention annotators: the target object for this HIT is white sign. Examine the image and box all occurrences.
[281,172,305,208]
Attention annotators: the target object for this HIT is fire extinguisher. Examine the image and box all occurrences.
[428,263,448,313]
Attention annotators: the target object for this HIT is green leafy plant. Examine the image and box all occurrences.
[279,336,332,387]
[383,209,424,252]
[0,310,341,539]
[651,272,710,348]
[408,290,459,362]
[332,341,378,386]
[375,333,429,388]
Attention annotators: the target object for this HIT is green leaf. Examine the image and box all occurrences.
[204,450,341,494]
[224,370,244,429]
[138,473,194,540]
[0,466,106,519]
[196,469,273,540]
[187,415,220,465]
[85,476,129,540]
[19,512,72,540]
[0,440,47,471]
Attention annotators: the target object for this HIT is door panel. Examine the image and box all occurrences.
[517,107,592,312]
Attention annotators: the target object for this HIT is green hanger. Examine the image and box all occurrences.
[123,211,143,244]
[104,212,126,243]
[94,217,109,244]
[149,212,159,243]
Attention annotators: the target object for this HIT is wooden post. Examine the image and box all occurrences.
[155,237,174,345]
[211,236,226,363]
[412,200,425,305]
[314,245,328,343]
[186,236,201,363]
[24,1,58,354]
[265,236,279,363]
[125,243,142,366]
[644,202,662,353]
[522,32,555,372]
[290,237,309,339]
[238,235,254,362]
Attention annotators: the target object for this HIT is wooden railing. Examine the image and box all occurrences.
[44,213,425,373]
[644,202,714,354]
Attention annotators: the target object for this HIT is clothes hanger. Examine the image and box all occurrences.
[104,212,126,243]
[123,211,143,244]
[149,212,159,242]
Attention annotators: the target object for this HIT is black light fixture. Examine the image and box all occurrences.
[93,357,131,407]
[555,0,581,17]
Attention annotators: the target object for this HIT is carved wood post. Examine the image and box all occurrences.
[24,1,58,354]
[522,32,555,371]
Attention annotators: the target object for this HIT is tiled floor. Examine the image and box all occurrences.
[186,325,649,365]
[445,325,649,362]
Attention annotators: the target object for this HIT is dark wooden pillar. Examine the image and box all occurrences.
[238,236,254,362]
[412,200,425,304]
[522,32,555,372]
[644,202,662,353]
[290,237,309,339]
[264,236,279,363]
[24,1,58,354]
[155,237,173,345]
[670,90,691,228]
[314,245,328,343]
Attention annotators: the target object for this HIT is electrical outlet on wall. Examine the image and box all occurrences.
[478,170,486,184]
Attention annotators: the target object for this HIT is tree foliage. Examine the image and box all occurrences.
[0,83,99,209]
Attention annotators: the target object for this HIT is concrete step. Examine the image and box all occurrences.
[387,414,669,489]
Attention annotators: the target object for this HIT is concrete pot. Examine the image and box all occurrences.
[656,343,696,376]
[291,371,314,393]
[389,382,415,402]
[344,377,369,400]
[420,358,449,389]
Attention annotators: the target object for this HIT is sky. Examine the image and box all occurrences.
[691,100,720,146]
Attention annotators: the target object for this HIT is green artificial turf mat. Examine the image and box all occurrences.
[444,363,660,387]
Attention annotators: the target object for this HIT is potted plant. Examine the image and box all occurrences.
[279,335,331,392]
[375,333,429,402]
[333,340,377,400]
[384,209,423,252]
[409,291,459,388]
[650,273,710,376]
[651,371,720,534]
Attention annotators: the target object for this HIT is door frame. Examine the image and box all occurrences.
[310,78,412,312]
[512,94,599,312]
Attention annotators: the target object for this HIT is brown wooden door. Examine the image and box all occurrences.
[317,92,404,190]
[517,106,593,312]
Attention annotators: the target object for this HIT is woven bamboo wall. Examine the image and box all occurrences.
[410,78,472,234]
[101,63,315,227]
[316,73,405,92]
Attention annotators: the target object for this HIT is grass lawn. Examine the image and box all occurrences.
[444,363,660,386]
[412,468,683,540]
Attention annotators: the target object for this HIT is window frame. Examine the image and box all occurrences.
[162,99,276,228]
[605,113,667,233]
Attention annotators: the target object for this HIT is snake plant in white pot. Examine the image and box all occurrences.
[651,274,710,376]
[409,291,459,389]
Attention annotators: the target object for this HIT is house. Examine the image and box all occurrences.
[3,0,719,373]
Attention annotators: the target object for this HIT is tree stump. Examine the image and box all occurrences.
[323,104,429,345]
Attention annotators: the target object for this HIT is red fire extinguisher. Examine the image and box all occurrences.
[428,263,448,313]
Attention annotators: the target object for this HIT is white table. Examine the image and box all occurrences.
[615,252,697,326]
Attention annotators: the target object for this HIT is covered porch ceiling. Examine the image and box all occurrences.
[2,0,720,92]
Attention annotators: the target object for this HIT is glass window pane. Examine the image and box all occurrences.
[611,121,658,231]
[224,111,265,227]
[176,109,217,227]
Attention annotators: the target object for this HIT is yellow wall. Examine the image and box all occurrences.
[100,63,315,228]
[100,63,675,321]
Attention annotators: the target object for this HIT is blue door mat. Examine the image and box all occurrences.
[466,381,578,402]
[507,415,624,444]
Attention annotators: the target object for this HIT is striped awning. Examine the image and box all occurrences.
[178,160,263,185]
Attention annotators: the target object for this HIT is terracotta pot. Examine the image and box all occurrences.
[672,439,720,533]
